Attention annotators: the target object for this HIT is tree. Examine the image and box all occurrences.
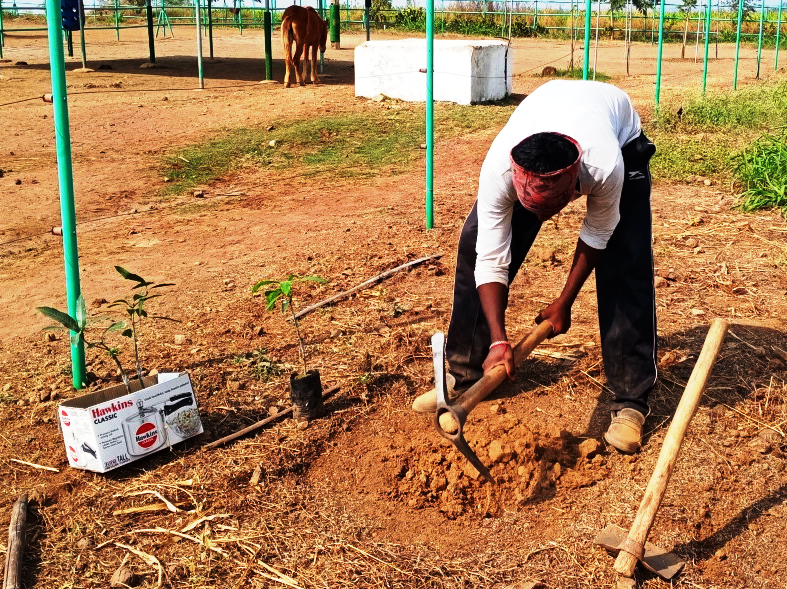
[679,0,698,58]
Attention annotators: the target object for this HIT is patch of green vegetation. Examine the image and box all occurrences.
[161,104,514,195]
[553,68,611,82]
[232,348,283,381]
[646,132,738,183]
[654,81,787,132]
[732,129,787,218]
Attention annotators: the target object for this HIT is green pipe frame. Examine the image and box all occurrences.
[756,0,766,78]
[45,0,87,390]
[655,0,667,107]
[734,0,744,89]
[776,1,783,70]
[426,0,434,229]
[702,0,712,93]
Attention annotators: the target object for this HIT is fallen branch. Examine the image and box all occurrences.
[3,495,28,589]
[9,459,59,473]
[293,254,442,319]
[113,502,191,516]
[204,386,339,450]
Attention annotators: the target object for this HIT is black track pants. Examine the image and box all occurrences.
[445,133,657,414]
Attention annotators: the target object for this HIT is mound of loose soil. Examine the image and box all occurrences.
[388,408,609,518]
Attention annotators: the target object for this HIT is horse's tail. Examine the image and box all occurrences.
[281,13,295,62]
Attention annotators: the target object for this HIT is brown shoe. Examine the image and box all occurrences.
[412,374,459,413]
[604,408,645,454]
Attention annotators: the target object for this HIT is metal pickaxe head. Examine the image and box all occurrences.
[430,332,495,485]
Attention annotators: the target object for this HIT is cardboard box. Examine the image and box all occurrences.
[57,372,203,473]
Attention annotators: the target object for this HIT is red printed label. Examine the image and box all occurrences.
[135,422,159,449]
[61,409,71,427]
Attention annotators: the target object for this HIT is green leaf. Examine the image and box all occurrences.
[70,331,81,347]
[121,328,133,338]
[105,321,127,333]
[297,275,328,284]
[150,283,175,290]
[108,299,128,308]
[115,266,149,286]
[37,307,80,332]
[76,295,88,330]
[251,279,280,294]
[280,281,292,297]
[140,309,148,318]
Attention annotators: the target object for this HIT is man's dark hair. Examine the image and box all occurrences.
[511,132,579,174]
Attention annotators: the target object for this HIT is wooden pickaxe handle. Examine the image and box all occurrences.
[438,320,554,434]
[614,318,729,578]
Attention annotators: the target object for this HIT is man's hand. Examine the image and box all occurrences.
[482,343,516,380]
[536,299,572,336]
[536,238,603,337]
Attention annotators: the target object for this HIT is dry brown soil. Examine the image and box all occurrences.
[1,18,787,589]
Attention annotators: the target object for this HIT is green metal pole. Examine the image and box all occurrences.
[330,2,339,49]
[114,0,119,40]
[701,0,711,93]
[78,0,87,69]
[756,0,765,78]
[776,1,783,69]
[195,0,204,88]
[734,0,743,88]
[67,29,73,58]
[1,0,5,59]
[534,0,538,27]
[264,0,272,80]
[655,0,666,107]
[208,0,214,58]
[317,0,323,73]
[364,0,370,40]
[583,0,591,79]
[426,0,434,229]
[145,0,155,63]
[45,0,86,390]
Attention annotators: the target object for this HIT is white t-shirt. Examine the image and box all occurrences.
[475,80,642,287]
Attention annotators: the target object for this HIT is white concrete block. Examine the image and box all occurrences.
[354,39,512,105]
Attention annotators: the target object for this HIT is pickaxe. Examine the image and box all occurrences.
[595,318,730,586]
[430,320,554,484]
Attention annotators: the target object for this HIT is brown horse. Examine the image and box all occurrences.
[281,5,328,88]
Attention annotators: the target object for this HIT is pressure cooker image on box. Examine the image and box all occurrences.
[162,392,201,439]
[123,399,167,456]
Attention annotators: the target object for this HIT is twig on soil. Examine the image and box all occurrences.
[181,514,231,533]
[293,255,442,320]
[346,543,413,576]
[114,543,163,588]
[133,527,228,556]
[204,386,339,449]
[705,395,786,436]
[112,502,190,516]
[9,459,59,472]
[113,489,187,513]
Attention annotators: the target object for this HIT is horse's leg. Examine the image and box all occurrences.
[294,41,305,86]
[281,19,293,87]
[310,44,319,84]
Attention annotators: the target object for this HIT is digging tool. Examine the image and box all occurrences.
[431,321,554,484]
[595,318,729,585]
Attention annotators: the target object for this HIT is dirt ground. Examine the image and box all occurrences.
[1,18,786,589]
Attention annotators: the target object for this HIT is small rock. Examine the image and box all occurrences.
[704,179,712,186]
[255,325,265,336]
[110,566,138,587]
[16,400,25,407]
[685,237,698,248]
[578,438,601,459]
[715,547,727,560]
[489,440,513,464]
[77,537,92,550]
[489,404,500,415]
[758,429,781,444]
[43,332,57,342]
[372,94,386,102]
[39,390,51,402]
[691,308,706,316]
[268,406,279,417]
[3,383,11,392]
[329,328,342,338]
[654,276,668,289]
[541,65,557,76]
[193,189,205,198]
[15,179,21,185]
[297,420,309,430]
[268,140,277,147]
[174,334,187,345]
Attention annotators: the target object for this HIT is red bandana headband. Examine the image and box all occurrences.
[509,133,583,222]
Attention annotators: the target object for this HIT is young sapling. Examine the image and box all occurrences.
[251,274,327,376]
